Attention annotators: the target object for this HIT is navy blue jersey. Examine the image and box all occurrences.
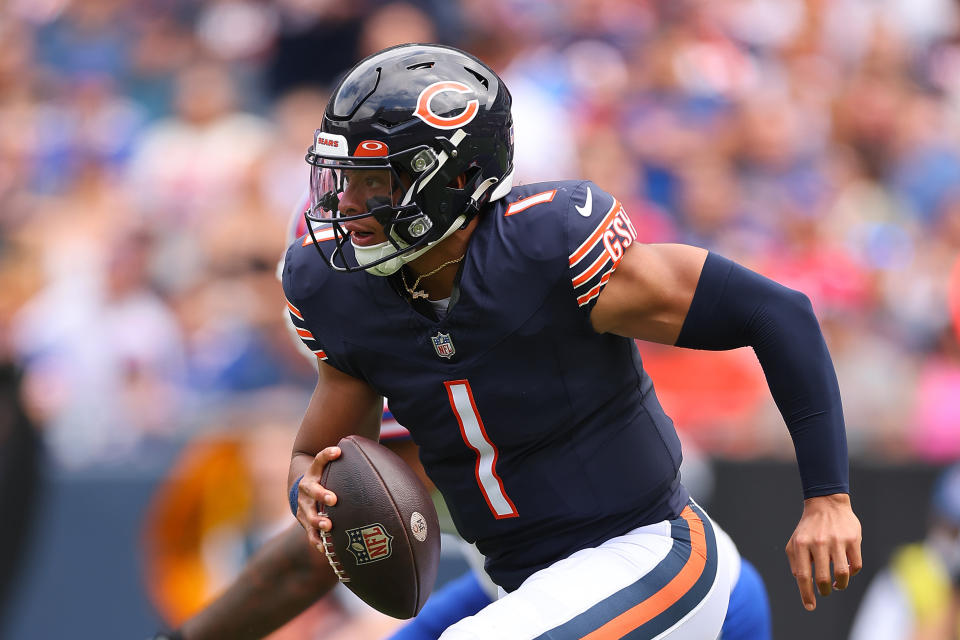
[282,180,689,591]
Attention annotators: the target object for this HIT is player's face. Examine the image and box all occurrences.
[327,168,404,247]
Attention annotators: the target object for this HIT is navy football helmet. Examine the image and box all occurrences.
[304,43,514,275]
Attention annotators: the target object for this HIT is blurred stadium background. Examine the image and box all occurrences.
[2,0,960,638]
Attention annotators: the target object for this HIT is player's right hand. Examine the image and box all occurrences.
[785,492,862,611]
[294,446,341,549]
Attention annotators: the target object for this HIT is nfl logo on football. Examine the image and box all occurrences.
[431,332,455,359]
[346,523,394,565]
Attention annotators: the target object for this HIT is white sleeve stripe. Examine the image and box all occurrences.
[287,312,310,329]
[576,264,618,307]
[504,189,557,217]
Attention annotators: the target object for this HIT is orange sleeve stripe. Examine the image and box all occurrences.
[296,328,314,339]
[575,255,622,306]
[569,200,621,266]
[286,301,304,320]
[576,271,612,306]
[579,506,708,640]
[504,190,556,217]
[572,250,612,288]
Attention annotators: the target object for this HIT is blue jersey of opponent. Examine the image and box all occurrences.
[282,180,689,591]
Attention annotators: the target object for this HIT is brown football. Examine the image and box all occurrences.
[318,435,441,619]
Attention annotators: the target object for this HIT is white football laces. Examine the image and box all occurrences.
[318,508,351,583]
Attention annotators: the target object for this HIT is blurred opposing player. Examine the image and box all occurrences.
[287,43,860,639]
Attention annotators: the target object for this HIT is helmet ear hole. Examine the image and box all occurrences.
[448,172,470,189]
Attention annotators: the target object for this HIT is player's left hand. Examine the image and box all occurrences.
[785,492,862,611]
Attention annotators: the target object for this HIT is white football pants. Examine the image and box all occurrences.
[440,501,738,640]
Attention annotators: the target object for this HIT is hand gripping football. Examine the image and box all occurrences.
[319,435,441,619]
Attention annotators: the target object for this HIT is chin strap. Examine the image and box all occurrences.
[488,168,514,202]
[468,176,499,210]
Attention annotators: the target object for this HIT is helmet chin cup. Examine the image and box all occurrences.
[352,240,407,276]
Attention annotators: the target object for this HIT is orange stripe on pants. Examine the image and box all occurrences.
[579,506,708,640]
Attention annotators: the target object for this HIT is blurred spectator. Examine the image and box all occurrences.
[910,329,960,462]
[265,2,369,97]
[357,2,438,58]
[125,62,273,228]
[194,0,279,64]
[0,361,41,631]
[0,231,43,630]
[125,11,197,118]
[258,87,329,216]
[849,462,960,639]
[33,0,134,81]
[11,223,187,469]
[174,244,312,408]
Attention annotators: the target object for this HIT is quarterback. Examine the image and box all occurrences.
[284,43,862,639]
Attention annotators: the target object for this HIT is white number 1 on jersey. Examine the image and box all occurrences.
[444,380,519,519]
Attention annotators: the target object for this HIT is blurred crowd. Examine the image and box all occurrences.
[2,0,960,473]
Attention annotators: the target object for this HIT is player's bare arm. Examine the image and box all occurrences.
[589,242,707,344]
[178,523,336,640]
[289,360,382,549]
[593,242,862,611]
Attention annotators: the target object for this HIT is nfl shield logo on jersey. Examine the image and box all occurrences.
[346,523,393,565]
[431,332,455,359]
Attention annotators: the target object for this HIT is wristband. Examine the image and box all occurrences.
[289,474,305,517]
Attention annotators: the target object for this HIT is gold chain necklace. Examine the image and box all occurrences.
[400,254,465,300]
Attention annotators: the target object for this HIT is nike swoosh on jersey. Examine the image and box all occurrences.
[575,187,593,217]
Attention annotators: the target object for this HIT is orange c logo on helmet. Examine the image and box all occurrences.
[414,81,479,130]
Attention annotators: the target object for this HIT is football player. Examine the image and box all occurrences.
[284,191,773,640]
[285,43,861,639]
[151,194,772,640]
